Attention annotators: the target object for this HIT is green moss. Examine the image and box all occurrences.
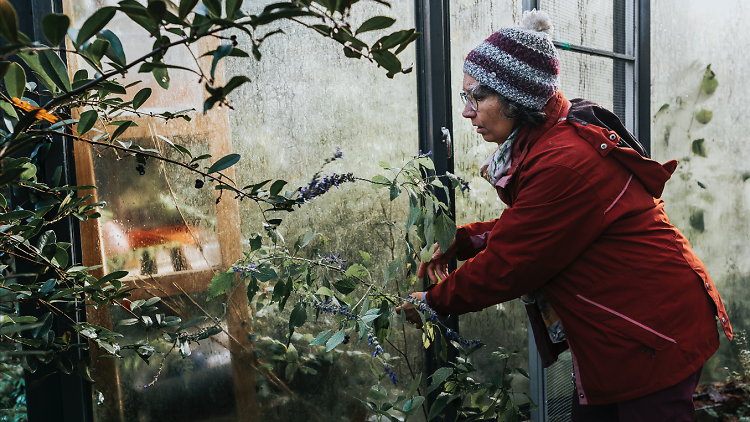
[689,210,705,232]
[695,109,713,124]
[692,138,707,157]
[701,64,719,95]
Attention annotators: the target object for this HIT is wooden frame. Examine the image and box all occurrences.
[62,1,257,420]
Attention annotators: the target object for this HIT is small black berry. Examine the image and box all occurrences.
[136,164,145,175]
[195,179,204,189]
[342,334,350,345]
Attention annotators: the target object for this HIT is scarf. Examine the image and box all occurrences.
[480,127,519,187]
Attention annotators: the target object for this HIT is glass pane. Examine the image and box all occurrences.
[650,1,747,391]
[557,49,615,110]
[540,0,615,52]
[64,0,219,280]
[226,2,423,421]
[63,2,244,421]
[449,0,531,407]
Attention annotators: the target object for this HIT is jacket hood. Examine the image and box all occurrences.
[566,98,677,199]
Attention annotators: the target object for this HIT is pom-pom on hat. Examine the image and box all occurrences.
[463,9,560,111]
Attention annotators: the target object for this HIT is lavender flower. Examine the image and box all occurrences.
[321,252,347,271]
[299,172,356,202]
[383,363,398,385]
[233,262,257,278]
[324,147,344,163]
[445,328,483,348]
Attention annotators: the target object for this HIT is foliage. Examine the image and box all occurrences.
[0,364,25,422]
[0,0,530,420]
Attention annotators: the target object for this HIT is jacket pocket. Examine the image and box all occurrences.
[575,294,675,351]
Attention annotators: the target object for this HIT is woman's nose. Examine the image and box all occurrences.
[462,101,476,118]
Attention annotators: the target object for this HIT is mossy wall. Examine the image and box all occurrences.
[651,0,750,381]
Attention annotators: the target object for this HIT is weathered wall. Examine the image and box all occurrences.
[651,0,750,380]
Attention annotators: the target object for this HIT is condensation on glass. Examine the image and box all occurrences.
[65,1,251,421]
[67,0,426,421]
[225,1,426,420]
[449,0,531,407]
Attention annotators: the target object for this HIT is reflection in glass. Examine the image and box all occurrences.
[93,136,222,278]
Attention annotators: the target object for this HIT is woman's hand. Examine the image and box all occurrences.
[417,240,457,284]
[396,292,426,329]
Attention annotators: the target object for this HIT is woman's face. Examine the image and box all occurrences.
[461,74,517,144]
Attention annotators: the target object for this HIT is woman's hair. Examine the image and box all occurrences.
[474,84,547,128]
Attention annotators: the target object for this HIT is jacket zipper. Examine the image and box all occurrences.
[576,294,676,344]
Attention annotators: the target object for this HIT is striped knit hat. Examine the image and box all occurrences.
[463,10,560,111]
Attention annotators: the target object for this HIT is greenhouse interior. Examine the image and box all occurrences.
[1,0,748,421]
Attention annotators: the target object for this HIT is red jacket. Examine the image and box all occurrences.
[425,92,732,405]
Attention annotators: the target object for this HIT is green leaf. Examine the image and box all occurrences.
[132,87,152,109]
[288,303,307,340]
[427,367,453,394]
[207,153,241,174]
[434,212,456,255]
[76,7,117,47]
[372,50,401,77]
[207,270,235,300]
[178,0,200,21]
[0,210,34,222]
[427,394,451,420]
[356,16,395,34]
[175,315,208,333]
[369,385,388,401]
[109,120,134,142]
[269,180,287,196]
[96,80,127,95]
[38,49,71,93]
[314,286,334,297]
[202,0,222,17]
[298,231,319,249]
[54,246,68,268]
[0,98,17,119]
[153,66,169,89]
[401,396,424,415]
[310,329,332,346]
[226,0,243,18]
[408,373,422,398]
[41,13,70,46]
[32,313,53,339]
[118,318,139,326]
[325,329,345,352]
[358,250,371,266]
[333,278,357,294]
[86,38,110,66]
[344,264,368,278]
[4,62,25,99]
[0,0,19,43]
[98,29,126,66]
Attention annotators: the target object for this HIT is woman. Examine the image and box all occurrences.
[400,10,732,422]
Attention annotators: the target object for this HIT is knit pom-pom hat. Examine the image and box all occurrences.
[463,9,560,111]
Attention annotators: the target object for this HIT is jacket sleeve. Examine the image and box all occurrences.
[426,162,606,315]
[454,221,498,260]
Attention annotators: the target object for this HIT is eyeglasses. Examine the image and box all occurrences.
[460,88,486,111]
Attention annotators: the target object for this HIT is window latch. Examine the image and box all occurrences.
[441,127,452,158]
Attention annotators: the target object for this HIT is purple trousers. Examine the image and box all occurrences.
[571,367,702,422]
